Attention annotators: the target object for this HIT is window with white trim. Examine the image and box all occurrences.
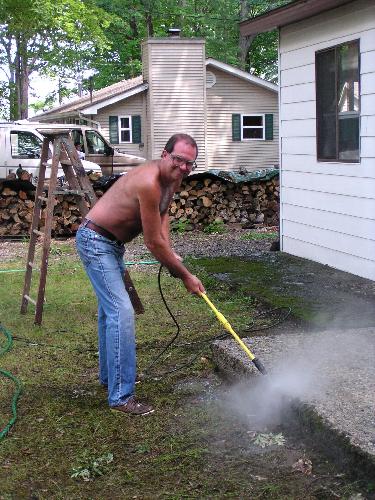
[241,114,265,140]
[118,116,132,143]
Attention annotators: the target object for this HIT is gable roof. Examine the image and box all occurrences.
[33,75,147,119]
[34,57,277,120]
[206,58,278,92]
[239,0,356,37]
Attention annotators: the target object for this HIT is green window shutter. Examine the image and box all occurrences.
[265,114,273,140]
[109,116,119,144]
[132,115,141,143]
[232,114,241,141]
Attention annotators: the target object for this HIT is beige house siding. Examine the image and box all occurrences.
[142,39,206,169]
[206,67,279,171]
[96,93,147,158]
[141,41,152,159]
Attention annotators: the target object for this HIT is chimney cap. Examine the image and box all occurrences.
[168,28,181,37]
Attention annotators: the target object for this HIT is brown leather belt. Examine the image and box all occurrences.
[81,218,124,246]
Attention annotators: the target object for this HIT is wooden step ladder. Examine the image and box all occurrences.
[20,129,143,325]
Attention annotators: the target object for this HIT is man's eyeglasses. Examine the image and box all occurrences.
[168,152,197,171]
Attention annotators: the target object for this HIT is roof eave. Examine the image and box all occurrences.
[239,0,356,37]
[80,83,148,114]
[206,58,278,92]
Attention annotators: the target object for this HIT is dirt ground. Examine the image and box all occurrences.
[1,229,374,498]
[0,226,277,263]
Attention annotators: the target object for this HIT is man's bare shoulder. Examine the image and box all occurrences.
[122,160,160,191]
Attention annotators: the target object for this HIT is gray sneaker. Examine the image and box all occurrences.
[111,396,154,416]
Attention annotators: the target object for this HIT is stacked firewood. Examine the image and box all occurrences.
[0,173,279,236]
[172,177,279,228]
[0,185,86,237]
[0,187,35,236]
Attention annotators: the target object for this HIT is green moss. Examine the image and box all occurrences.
[188,256,319,326]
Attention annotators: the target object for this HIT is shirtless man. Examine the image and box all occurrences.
[76,133,205,415]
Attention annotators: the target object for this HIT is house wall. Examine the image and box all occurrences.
[206,67,279,171]
[279,0,375,280]
[95,93,147,158]
[142,38,207,169]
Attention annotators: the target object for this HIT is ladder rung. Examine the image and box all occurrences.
[23,295,36,306]
[38,195,48,202]
[28,261,40,271]
[33,229,44,237]
[53,189,89,196]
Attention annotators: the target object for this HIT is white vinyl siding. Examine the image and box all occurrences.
[207,68,279,171]
[96,93,146,158]
[279,0,375,280]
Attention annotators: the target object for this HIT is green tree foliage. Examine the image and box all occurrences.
[0,0,111,119]
[1,0,292,116]
[90,0,291,90]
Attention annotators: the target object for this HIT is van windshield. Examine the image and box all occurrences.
[85,130,108,155]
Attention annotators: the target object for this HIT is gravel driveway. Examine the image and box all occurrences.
[0,227,278,264]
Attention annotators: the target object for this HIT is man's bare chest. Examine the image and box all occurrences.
[159,186,175,214]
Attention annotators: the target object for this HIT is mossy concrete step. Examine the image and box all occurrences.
[212,328,375,479]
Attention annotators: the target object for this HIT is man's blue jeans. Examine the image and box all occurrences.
[76,226,136,407]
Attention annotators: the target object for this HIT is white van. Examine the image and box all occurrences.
[0,122,102,182]
[0,122,145,181]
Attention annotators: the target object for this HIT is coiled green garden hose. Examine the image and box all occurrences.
[0,324,22,441]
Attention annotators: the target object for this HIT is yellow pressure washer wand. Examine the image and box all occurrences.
[199,292,267,375]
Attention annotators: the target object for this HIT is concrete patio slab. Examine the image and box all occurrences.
[212,327,375,478]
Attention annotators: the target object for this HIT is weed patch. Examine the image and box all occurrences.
[203,220,226,234]
[240,231,278,241]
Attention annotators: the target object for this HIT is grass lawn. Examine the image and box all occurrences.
[0,243,369,499]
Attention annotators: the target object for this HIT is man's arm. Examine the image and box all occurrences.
[138,182,204,294]
[161,213,182,261]
[160,212,171,244]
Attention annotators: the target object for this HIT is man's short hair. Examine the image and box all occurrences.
[164,133,198,158]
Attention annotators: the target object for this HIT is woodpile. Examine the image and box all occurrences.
[0,172,279,237]
[172,176,279,228]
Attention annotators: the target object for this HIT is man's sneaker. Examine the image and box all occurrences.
[111,396,154,416]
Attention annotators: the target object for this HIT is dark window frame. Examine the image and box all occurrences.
[315,39,360,163]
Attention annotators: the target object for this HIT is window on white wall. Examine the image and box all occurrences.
[316,40,360,162]
[119,116,132,143]
[241,114,265,140]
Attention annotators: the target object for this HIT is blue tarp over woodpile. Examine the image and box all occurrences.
[189,167,279,184]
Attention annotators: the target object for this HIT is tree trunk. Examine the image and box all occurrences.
[14,35,29,119]
[15,36,21,119]
[20,46,29,119]
[129,15,138,39]
[4,40,17,120]
[239,34,256,70]
[238,0,256,70]
[146,12,154,36]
